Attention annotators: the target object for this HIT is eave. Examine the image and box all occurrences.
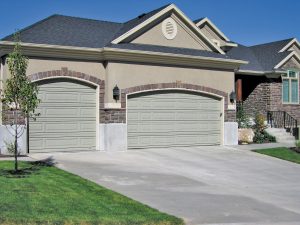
[0,41,247,70]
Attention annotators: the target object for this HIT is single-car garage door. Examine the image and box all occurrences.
[127,90,222,149]
[29,79,96,152]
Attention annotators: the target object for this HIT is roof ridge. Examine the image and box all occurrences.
[122,3,171,25]
[51,14,122,24]
[249,38,294,48]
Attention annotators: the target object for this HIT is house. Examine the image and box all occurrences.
[0,4,298,153]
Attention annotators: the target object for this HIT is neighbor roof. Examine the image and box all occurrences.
[227,38,295,72]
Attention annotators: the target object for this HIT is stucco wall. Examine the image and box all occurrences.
[2,57,105,84]
[105,61,234,103]
[131,14,211,51]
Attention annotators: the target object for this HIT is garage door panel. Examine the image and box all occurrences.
[30,79,96,152]
[128,121,220,133]
[128,90,221,149]
[128,111,220,121]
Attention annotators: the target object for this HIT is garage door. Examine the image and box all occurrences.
[127,90,222,149]
[29,79,96,152]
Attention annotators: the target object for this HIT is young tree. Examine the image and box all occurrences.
[1,34,40,172]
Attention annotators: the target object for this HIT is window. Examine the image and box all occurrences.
[282,70,299,104]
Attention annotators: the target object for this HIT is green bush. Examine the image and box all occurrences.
[236,104,251,128]
[252,113,267,133]
[295,140,300,148]
[253,131,276,144]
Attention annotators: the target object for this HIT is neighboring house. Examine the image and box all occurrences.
[0,3,298,153]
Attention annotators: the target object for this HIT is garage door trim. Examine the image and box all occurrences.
[29,74,101,152]
[126,87,225,146]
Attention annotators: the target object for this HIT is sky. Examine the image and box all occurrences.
[0,0,299,46]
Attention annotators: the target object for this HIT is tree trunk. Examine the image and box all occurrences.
[14,110,18,172]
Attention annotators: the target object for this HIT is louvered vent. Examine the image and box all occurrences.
[162,18,177,40]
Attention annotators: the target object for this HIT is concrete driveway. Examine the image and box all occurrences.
[32,146,300,225]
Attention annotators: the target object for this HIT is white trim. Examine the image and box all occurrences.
[111,4,225,54]
[282,70,299,105]
[31,76,101,151]
[126,88,225,146]
[195,17,230,42]
[274,51,300,69]
[237,69,287,75]
[279,38,300,53]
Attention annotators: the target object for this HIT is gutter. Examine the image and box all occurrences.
[236,69,287,76]
[0,41,248,70]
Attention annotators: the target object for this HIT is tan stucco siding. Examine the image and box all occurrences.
[200,24,226,46]
[2,57,105,86]
[131,14,212,51]
[105,62,234,103]
[281,56,300,70]
[288,44,300,56]
[26,58,105,79]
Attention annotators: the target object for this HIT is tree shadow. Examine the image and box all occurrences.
[0,157,56,178]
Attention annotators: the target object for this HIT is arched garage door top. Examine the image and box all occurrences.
[127,90,222,149]
[29,78,97,152]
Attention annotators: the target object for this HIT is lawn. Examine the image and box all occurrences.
[0,161,184,225]
[255,147,300,164]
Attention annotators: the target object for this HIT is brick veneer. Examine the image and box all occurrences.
[240,75,300,121]
[118,82,235,123]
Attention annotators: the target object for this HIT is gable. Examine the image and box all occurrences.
[281,56,300,70]
[112,4,224,54]
[199,23,227,47]
[288,43,300,56]
[131,14,212,51]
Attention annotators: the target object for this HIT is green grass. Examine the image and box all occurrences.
[0,161,184,225]
[255,147,300,164]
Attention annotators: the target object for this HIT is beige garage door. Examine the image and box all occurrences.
[127,90,222,149]
[29,79,96,152]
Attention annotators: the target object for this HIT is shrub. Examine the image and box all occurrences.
[236,104,251,128]
[4,141,20,155]
[252,113,267,133]
[295,140,300,148]
[253,131,276,144]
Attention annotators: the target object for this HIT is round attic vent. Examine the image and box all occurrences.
[162,18,177,40]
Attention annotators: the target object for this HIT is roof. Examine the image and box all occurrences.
[2,15,123,48]
[227,38,295,72]
[107,43,239,60]
[1,4,172,48]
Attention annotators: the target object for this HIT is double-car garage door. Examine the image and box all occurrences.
[127,90,222,149]
[29,79,96,152]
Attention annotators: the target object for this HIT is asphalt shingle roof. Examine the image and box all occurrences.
[2,15,123,48]
[227,38,294,71]
[2,4,172,48]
